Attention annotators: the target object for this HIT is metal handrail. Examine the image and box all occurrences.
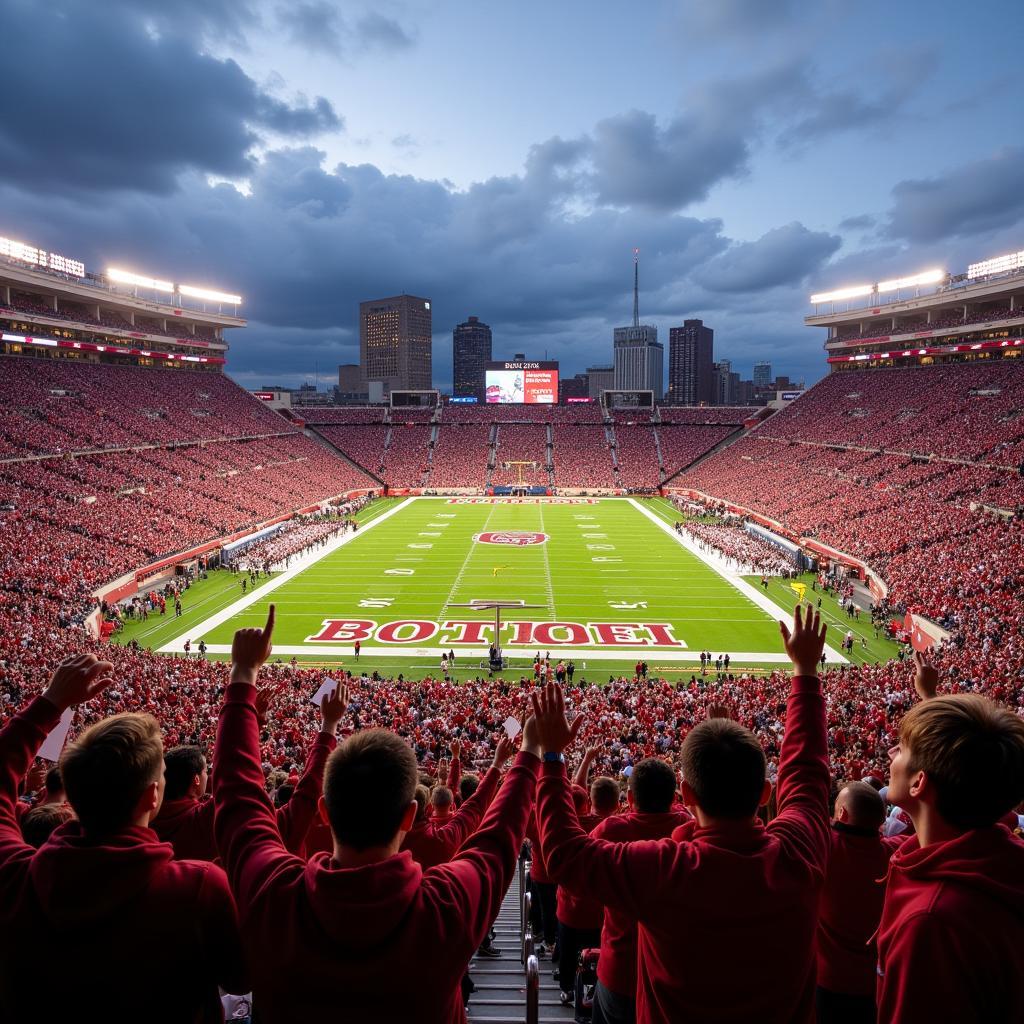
[525,955,539,1024]
[520,861,531,938]
[521,891,532,964]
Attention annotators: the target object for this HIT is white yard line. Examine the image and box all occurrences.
[626,498,848,664]
[158,497,417,653]
[439,501,501,618]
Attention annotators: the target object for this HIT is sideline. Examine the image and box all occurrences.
[158,497,417,652]
[626,498,847,664]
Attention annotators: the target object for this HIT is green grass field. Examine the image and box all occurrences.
[114,496,900,678]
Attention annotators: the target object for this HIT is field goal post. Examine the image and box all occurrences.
[501,460,538,493]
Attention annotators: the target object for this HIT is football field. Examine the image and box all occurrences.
[156,497,847,674]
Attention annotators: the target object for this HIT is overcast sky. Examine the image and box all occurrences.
[2,0,1022,391]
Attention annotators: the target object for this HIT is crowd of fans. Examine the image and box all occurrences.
[552,425,616,487]
[230,517,353,572]
[1,357,1023,1020]
[679,520,796,575]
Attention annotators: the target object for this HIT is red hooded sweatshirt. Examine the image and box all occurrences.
[537,675,830,1024]
[401,765,500,868]
[555,810,613,929]
[152,731,336,860]
[213,681,539,1024]
[588,808,692,997]
[0,696,248,1023]
[816,822,901,996]
[876,825,1024,1022]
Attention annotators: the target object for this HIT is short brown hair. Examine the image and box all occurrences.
[900,695,1024,831]
[323,729,418,849]
[590,776,620,815]
[680,719,766,819]
[431,786,454,810]
[630,758,677,814]
[836,781,885,830]
[60,713,163,834]
[21,803,75,848]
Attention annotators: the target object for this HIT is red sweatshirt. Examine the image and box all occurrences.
[401,765,500,868]
[0,696,248,1023]
[876,825,1024,1022]
[589,808,692,997]
[213,682,539,1024]
[152,732,336,860]
[555,811,612,929]
[537,676,830,1024]
[816,823,900,996]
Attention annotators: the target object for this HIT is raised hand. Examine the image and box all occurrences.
[779,604,827,677]
[320,682,350,735]
[912,649,939,701]
[492,732,514,768]
[231,605,275,682]
[530,683,584,755]
[42,653,115,712]
[521,711,542,760]
[450,738,462,760]
[25,759,48,794]
[707,703,732,720]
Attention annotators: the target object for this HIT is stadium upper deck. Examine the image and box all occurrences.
[0,231,245,369]
[805,247,1024,372]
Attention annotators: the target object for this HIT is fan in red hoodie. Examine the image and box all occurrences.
[876,652,1024,1023]
[213,607,542,1024]
[553,771,621,1005]
[152,727,336,860]
[587,758,692,1024]
[815,780,901,1024]
[533,606,831,1024]
[0,652,248,1023]
[401,769,501,869]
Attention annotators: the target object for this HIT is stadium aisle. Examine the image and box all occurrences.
[468,865,576,1023]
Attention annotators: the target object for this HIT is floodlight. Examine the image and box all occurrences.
[968,250,1024,279]
[108,267,174,291]
[179,284,242,304]
[876,269,945,292]
[810,284,873,304]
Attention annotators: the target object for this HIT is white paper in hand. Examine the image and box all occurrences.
[503,716,521,740]
[311,677,337,707]
[38,707,75,762]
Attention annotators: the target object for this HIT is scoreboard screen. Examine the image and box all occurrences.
[485,361,558,404]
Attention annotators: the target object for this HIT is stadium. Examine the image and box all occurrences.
[3,230,1023,1020]
[3,6,1024,1018]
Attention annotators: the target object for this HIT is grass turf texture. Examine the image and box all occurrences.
[126,497,898,678]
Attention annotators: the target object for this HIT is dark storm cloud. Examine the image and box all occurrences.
[839,214,876,231]
[693,223,842,293]
[884,147,1024,243]
[0,0,341,194]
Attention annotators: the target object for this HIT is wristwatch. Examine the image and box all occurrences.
[543,751,565,763]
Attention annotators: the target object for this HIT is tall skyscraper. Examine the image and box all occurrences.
[612,250,663,398]
[668,319,714,404]
[753,361,772,387]
[715,360,740,405]
[359,294,432,394]
[452,315,491,401]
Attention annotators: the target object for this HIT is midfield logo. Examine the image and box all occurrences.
[474,531,549,546]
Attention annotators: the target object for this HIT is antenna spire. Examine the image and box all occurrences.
[632,248,640,328]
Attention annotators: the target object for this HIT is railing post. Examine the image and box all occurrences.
[525,954,539,1024]
[521,891,532,965]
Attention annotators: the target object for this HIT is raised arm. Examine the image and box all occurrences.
[213,606,302,900]
[1,655,113,884]
[276,683,346,853]
[431,735,511,854]
[572,745,601,788]
[531,683,690,921]
[771,606,831,868]
[446,738,462,792]
[422,728,538,957]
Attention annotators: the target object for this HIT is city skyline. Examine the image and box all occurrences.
[2,0,1021,391]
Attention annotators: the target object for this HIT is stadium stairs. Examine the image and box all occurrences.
[468,858,575,1024]
[304,427,386,486]
[661,424,748,485]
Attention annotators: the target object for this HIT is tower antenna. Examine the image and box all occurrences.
[632,247,640,328]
